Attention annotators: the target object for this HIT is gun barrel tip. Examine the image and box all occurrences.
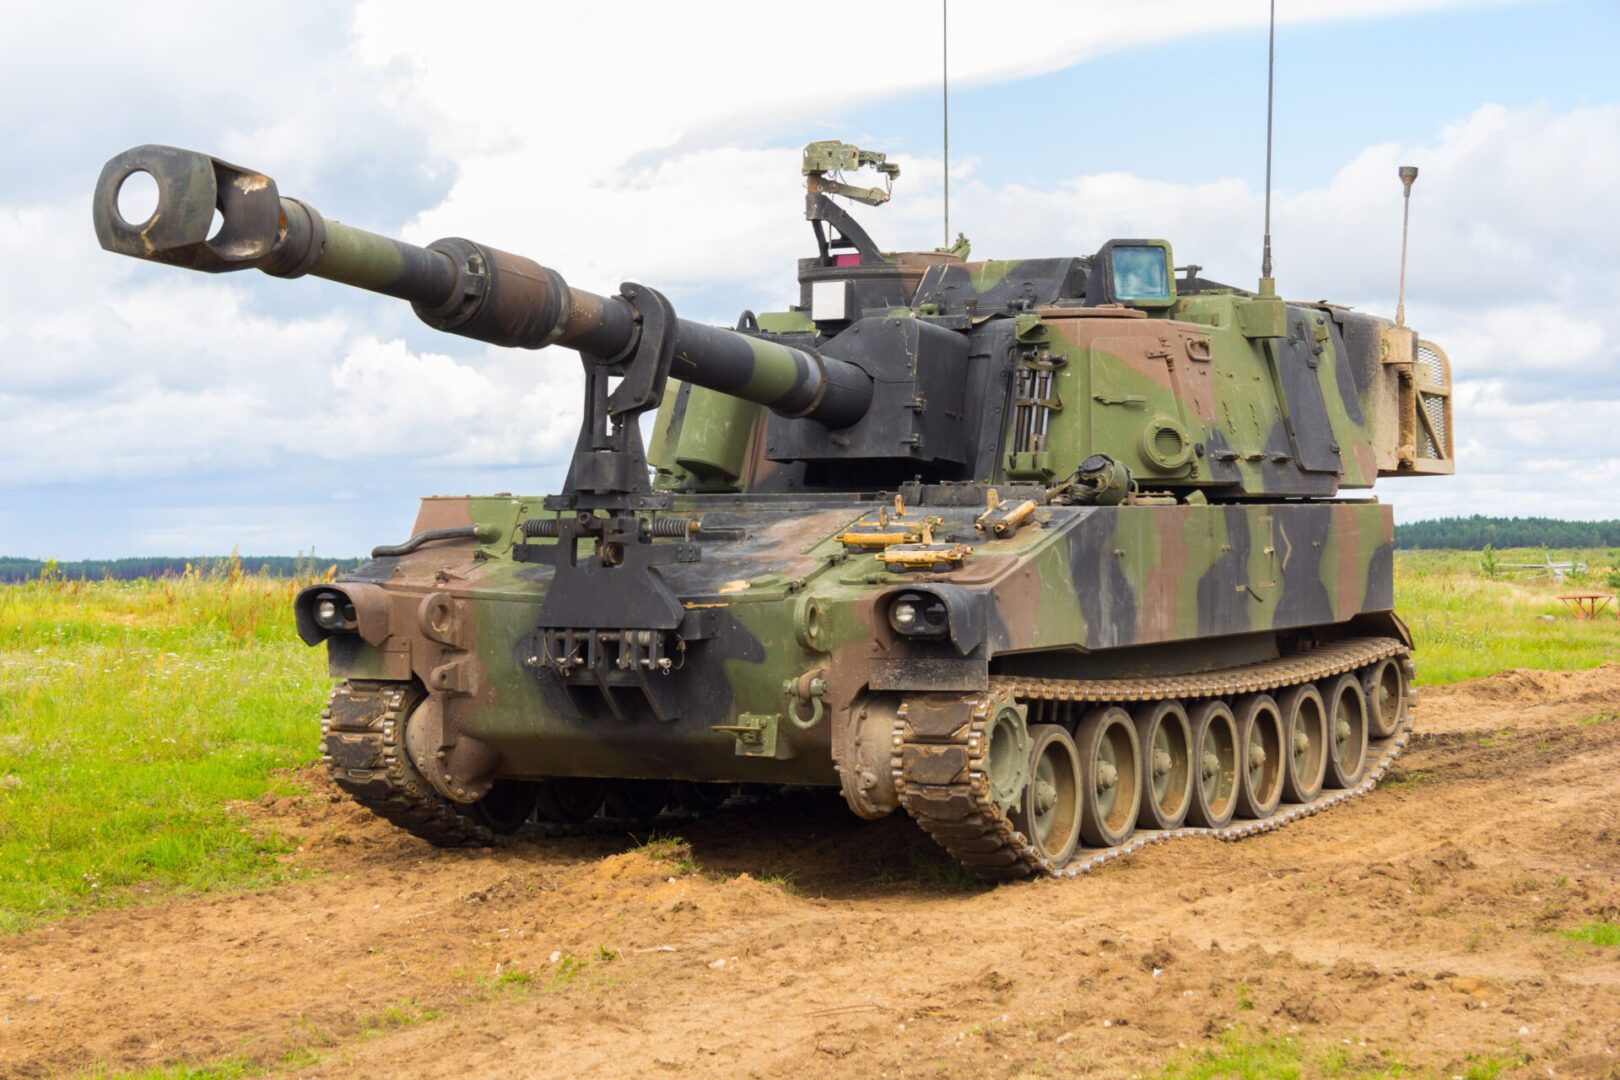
[92,144,286,270]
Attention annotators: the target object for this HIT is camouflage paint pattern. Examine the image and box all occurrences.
[312,482,1397,791]
[93,141,1452,813]
[298,279,1436,794]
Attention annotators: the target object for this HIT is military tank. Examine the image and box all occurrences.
[92,140,1453,879]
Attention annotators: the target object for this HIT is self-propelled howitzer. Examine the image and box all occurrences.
[92,140,1453,878]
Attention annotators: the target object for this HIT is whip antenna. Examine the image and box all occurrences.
[1259,0,1277,296]
[1395,165,1419,327]
[942,0,950,248]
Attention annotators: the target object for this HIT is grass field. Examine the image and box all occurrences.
[1395,547,1619,683]
[0,568,327,932]
[0,548,1614,934]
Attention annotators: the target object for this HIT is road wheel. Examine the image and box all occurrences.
[1322,674,1369,789]
[1277,683,1327,803]
[1362,657,1408,739]
[1186,700,1238,828]
[603,779,672,824]
[1076,706,1140,848]
[668,781,734,812]
[465,779,541,834]
[533,777,608,824]
[1133,700,1192,830]
[1234,694,1284,819]
[1010,724,1083,868]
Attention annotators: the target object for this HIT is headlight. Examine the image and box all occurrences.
[295,583,387,647]
[888,591,949,638]
[311,591,358,631]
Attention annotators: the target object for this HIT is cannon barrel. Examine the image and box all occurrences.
[92,145,872,428]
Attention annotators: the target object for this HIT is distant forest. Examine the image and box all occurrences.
[0,555,364,584]
[1394,516,1620,551]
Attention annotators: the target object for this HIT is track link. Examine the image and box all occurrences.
[894,638,1415,881]
[892,692,1049,880]
[320,680,500,847]
[321,682,769,845]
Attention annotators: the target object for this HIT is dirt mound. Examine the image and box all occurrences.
[1420,661,1620,733]
[4,664,1620,1078]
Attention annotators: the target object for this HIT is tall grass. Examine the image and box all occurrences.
[0,565,329,931]
[1396,548,1619,685]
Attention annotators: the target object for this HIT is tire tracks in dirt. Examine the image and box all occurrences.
[3,664,1618,1078]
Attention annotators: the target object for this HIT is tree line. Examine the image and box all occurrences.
[0,554,364,584]
[1395,516,1620,551]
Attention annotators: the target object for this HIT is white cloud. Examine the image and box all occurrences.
[366,0,1502,295]
[0,0,1610,556]
[311,336,583,465]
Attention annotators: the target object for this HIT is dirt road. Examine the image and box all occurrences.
[4,665,1619,1078]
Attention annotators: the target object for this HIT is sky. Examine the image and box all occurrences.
[1,0,1617,559]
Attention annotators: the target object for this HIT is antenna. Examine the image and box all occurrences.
[1258,0,1276,297]
[942,0,950,249]
[1395,165,1419,327]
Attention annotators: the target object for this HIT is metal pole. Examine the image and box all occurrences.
[943,0,950,249]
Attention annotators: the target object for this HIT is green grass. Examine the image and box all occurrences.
[756,870,807,896]
[75,1060,257,1080]
[549,952,584,988]
[1395,547,1619,685]
[1150,1029,1526,1079]
[0,571,328,931]
[1456,1051,1528,1080]
[358,999,444,1035]
[1560,920,1620,946]
[1149,1028,1407,1078]
[633,833,697,875]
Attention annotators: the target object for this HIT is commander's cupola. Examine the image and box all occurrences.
[796,141,967,328]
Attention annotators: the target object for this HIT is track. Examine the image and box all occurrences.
[320,681,502,848]
[325,641,1413,881]
[898,638,1411,879]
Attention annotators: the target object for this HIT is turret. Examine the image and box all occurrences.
[93,141,1453,510]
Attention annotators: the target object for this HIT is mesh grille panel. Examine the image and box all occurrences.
[1419,392,1448,458]
[1417,344,1445,385]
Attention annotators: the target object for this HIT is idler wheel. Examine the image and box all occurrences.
[1186,700,1238,828]
[1362,657,1408,739]
[466,779,541,834]
[668,781,734,812]
[1322,673,1370,789]
[1010,724,1083,867]
[1233,694,1285,819]
[603,779,673,824]
[1132,700,1192,830]
[533,777,608,824]
[1076,706,1141,848]
[1277,683,1328,803]
[983,695,1032,813]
